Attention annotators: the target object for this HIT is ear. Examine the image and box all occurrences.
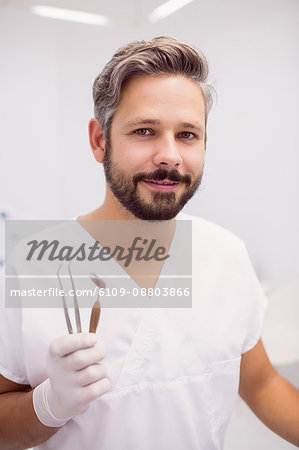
[88,118,106,163]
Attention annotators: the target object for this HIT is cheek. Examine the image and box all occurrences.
[113,139,153,168]
[184,152,205,173]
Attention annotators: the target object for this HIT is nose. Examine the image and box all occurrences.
[152,134,182,170]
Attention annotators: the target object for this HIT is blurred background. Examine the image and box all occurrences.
[0,0,298,448]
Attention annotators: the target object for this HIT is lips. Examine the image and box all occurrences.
[144,179,178,185]
[142,179,180,191]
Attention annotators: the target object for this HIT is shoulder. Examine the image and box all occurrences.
[177,212,246,255]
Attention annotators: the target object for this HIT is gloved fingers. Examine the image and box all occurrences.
[49,333,97,358]
[76,362,108,386]
[65,343,105,371]
[82,377,111,403]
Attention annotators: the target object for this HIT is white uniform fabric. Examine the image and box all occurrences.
[0,213,268,450]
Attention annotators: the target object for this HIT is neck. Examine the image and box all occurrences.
[77,187,178,287]
[79,186,140,221]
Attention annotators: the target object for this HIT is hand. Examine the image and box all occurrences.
[33,333,111,427]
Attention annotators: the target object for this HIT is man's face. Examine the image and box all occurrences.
[103,75,206,220]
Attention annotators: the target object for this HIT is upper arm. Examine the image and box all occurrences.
[0,374,31,394]
[239,338,278,403]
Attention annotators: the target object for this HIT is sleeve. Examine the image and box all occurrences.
[0,268,30,385]
[238,242,269,354]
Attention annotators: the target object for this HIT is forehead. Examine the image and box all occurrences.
[112,75,206,128]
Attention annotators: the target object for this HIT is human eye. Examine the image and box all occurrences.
[178,131,198,140]
[134,128,152,136]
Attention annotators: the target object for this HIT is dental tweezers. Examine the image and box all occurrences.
[57,263,104,334]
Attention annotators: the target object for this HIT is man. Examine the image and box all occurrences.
[0,36,298,450]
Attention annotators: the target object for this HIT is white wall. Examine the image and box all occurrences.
[1,0,298,289]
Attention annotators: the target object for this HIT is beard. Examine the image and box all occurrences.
[103,144,203,221]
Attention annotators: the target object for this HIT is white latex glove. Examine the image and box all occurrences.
[33,332,111,427]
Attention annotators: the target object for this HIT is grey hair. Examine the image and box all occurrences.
[93,36,214,143]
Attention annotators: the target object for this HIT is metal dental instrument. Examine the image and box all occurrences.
[89,274,105,333]
[57,264,105,335]
[57,263,75,334]
[68,261,82,333]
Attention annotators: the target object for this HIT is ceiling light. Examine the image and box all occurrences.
[148,0,195,23]
[31,5,110,26]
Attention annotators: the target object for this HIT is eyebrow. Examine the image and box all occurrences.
[125,119,160,128]
[125,119,204,135]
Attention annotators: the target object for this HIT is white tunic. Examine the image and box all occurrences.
[0,213,267,449]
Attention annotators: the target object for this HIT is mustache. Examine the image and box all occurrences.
[133,169,192,187]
